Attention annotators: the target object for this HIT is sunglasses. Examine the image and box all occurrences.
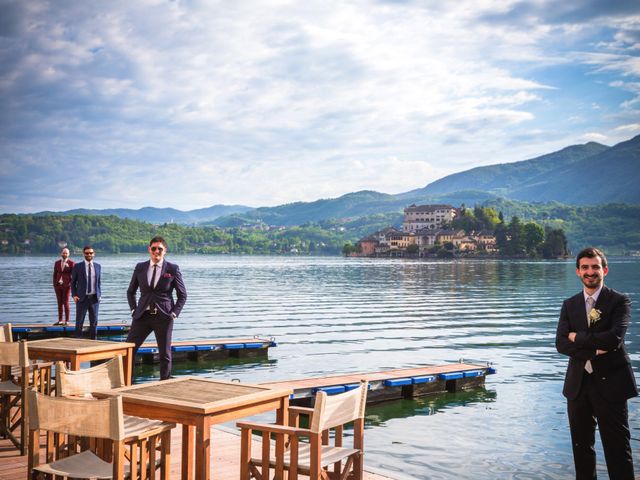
[150,246,164,252]
[84,251,95,255]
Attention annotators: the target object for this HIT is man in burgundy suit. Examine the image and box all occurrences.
[52,247,75,325]
[556,247,637,479]
[126,236,187,380]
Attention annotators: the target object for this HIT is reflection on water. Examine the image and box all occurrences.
[366,388,497,426]
[133,356,277,382]
[0,254,638,479]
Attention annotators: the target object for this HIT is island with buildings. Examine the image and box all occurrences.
[349,204,568,259]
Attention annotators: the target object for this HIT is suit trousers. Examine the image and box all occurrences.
[568,373,634,480]
[74,295,99,340]
[126,312,174,380]
[54,285,71,323]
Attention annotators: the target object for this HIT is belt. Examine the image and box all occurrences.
[147,306,158,315]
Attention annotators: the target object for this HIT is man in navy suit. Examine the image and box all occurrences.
[556,247,637,479]
[71,245,101,339]
[126,236,187,380]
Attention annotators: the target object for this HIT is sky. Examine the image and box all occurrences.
[1,0,639,213]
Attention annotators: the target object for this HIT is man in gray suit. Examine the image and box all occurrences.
[71,245,101,339]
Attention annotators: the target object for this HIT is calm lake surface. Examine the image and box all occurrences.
[1,254,638,479]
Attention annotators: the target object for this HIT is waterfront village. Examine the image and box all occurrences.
[352,204,499,258]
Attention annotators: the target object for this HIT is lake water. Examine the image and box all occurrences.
[1,254,639,479]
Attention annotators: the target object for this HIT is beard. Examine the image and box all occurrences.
[581,274,602,289]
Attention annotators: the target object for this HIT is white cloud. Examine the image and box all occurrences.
[580,132,609,143]
[0,0,639,212]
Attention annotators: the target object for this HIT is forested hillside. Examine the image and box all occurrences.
[1,202,639,255]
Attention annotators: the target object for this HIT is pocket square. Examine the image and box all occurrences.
[163,273,172,278]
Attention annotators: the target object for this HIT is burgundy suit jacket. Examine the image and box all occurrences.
[53,259,75,288]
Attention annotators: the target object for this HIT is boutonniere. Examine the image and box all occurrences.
[163,273,172,279]
[588,308,601,326]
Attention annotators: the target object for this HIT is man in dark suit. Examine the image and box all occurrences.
[52,247,75,325]
[126,236,187,380]
[71,245,101,339]
[556,247,637,479]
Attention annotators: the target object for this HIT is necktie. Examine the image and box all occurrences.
[150,264,158,288]
[149,264,157,312]
[87,263,92,294]
[586,297,595,324]
[584,296,595,374]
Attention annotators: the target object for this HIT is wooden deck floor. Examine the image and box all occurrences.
[0,425,394,479]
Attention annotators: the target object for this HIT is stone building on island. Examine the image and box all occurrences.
[356,204,497,257]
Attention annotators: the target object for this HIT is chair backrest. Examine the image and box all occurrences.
[0,339,28,367]
[310,381,368,433]
[0,323,12,342]
[57,355,125,397]
[28,389,125,441]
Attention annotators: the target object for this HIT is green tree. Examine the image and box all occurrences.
[494,222,508,252]
[507,216,525,255]
[541,227,569,258]
[406,243,419,254]
[523,222,545,255]
[342,242,355,256]
[474,206,500,230]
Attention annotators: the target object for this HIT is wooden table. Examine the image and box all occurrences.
[27,338,136,385]
[97,376,292,480]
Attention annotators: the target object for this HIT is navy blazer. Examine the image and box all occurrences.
[71,261,101,301]
[556,286,637,402]
[127,260,187,321]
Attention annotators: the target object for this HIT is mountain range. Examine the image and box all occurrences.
[34,134,640,226]
[34,204,251,225]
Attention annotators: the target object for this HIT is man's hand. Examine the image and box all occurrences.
[73,295,79,303]
[568,333,607,354]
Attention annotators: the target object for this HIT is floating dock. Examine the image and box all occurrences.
[135,337,276,364]
[10,322,130,340]
[261,362,496,405]
[8,325,277,362]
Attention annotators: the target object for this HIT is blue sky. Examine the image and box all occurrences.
[1,0,639,213]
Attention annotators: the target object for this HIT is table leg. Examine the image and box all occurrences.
[196,417,211,480]
[274,396,289,480]
[123,347,134,385]
[276,396,289,425]
[70,356,81,370]
[182,424,194,480]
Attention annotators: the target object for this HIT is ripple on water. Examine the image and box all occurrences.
[1,255,639,478]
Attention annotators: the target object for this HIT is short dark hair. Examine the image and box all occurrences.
[83,245,94,252]
[149,236,168,249]
[576,247,607,269]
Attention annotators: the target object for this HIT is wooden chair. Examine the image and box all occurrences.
[0,323,12,342]
[56,355,175,480]
[237,380,368,480]
[0,339,51,455]
[27,389,129,479]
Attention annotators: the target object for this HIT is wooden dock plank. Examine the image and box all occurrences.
[0,423,394,479]
[260,362,488,391]
[10,322,130,340]
[141,338,274,348]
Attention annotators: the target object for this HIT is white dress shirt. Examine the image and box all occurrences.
[85,260,95,295]
[147,259,164,288]
[583,286,602,316]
